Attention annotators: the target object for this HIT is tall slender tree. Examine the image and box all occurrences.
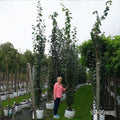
[32,1,46,108]
[91,1,112,119]
[61,3,79,110]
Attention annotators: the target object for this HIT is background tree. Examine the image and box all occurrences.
[0,42,18,72]
[23,50,35,67]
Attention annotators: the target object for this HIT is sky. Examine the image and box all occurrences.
[0,0,120,54]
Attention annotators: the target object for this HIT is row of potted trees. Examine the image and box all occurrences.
[4,99,31,117]
[32,1,79,119]
[1,90,30,101]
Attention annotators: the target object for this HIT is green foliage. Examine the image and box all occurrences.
[32,1,46,108]
[47,4,82,108]
[23,50,35,67]
[79,33,120,105]
[61,4,79,109]
[91,0,112,58]
[0,42,18,72]
[90,0,112,100]
[79,40,96,70]
[48,12,60,101]
[0,42,34,73]
[104,35,120,77]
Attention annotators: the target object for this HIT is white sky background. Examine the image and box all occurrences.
[0,0,120,54]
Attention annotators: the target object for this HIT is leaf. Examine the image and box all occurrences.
[93,11,98,15]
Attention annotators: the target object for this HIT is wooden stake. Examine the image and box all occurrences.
[96,61,100,120]
[28,63,37,120]
[26,65,28,100]
[114,78,117,118]
[0,94,4,119]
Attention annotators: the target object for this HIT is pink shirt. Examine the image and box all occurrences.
[53,83,65,98]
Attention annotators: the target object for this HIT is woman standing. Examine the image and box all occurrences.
[53,77,66,119]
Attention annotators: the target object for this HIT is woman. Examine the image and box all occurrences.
[53,77,66,119]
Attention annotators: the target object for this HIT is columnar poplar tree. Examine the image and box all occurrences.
[48,12,59,101]
[32,1,46,108]
[91,0,112,119]
[61,3,79,110]
[48,12,66,101]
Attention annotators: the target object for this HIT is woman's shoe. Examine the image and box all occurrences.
[53,114,60,119]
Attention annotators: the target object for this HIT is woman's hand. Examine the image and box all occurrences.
[54,97,56,101]
[64,87,67,91]
[53,94,56,100]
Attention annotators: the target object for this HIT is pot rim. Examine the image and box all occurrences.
[65,108,75,111]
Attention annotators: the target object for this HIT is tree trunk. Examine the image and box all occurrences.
[0,94,4,119]
[0,72,1,91]
[7,71,10,106]
[3,73,5,94]
[17,69,19,103]
[11,72,13,91]
[14,71,17,92]
[114,77,118,119]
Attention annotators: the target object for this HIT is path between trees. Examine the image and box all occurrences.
[3,83,92,120]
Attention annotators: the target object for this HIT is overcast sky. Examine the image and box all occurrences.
[0,0,120,54]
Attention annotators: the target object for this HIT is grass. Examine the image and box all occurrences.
[47,85,94,120]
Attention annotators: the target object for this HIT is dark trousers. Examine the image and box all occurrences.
[53,98,60,115]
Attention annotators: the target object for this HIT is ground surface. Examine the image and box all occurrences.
[1,85,93,120]
[47,85,94,120]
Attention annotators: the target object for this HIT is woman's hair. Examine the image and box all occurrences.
[57,77,62,81]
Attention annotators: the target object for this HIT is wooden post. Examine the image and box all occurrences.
[114,78,117,118]
[17,68,19,103]
[28,63,37,120]
[17,63,20,91]
[11,72,13,91]
[0,94,4,119]
[26,65,28,100]
[108,76,111,106]
[11,102,15,120]
[96,61,100,120]
[0,72,1,91]
[7,68,10,106]
[14,71,17,92]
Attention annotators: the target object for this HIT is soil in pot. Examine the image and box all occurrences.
[1,93,6,96]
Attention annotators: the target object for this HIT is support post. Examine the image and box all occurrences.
[96,61,100,120]
[28,63,37,120]
[0,94,4,119]
[114,78,117,118]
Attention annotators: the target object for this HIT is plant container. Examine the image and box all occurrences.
[46,101,54,110]
[64,108,75,119]
[32,109,44,119]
